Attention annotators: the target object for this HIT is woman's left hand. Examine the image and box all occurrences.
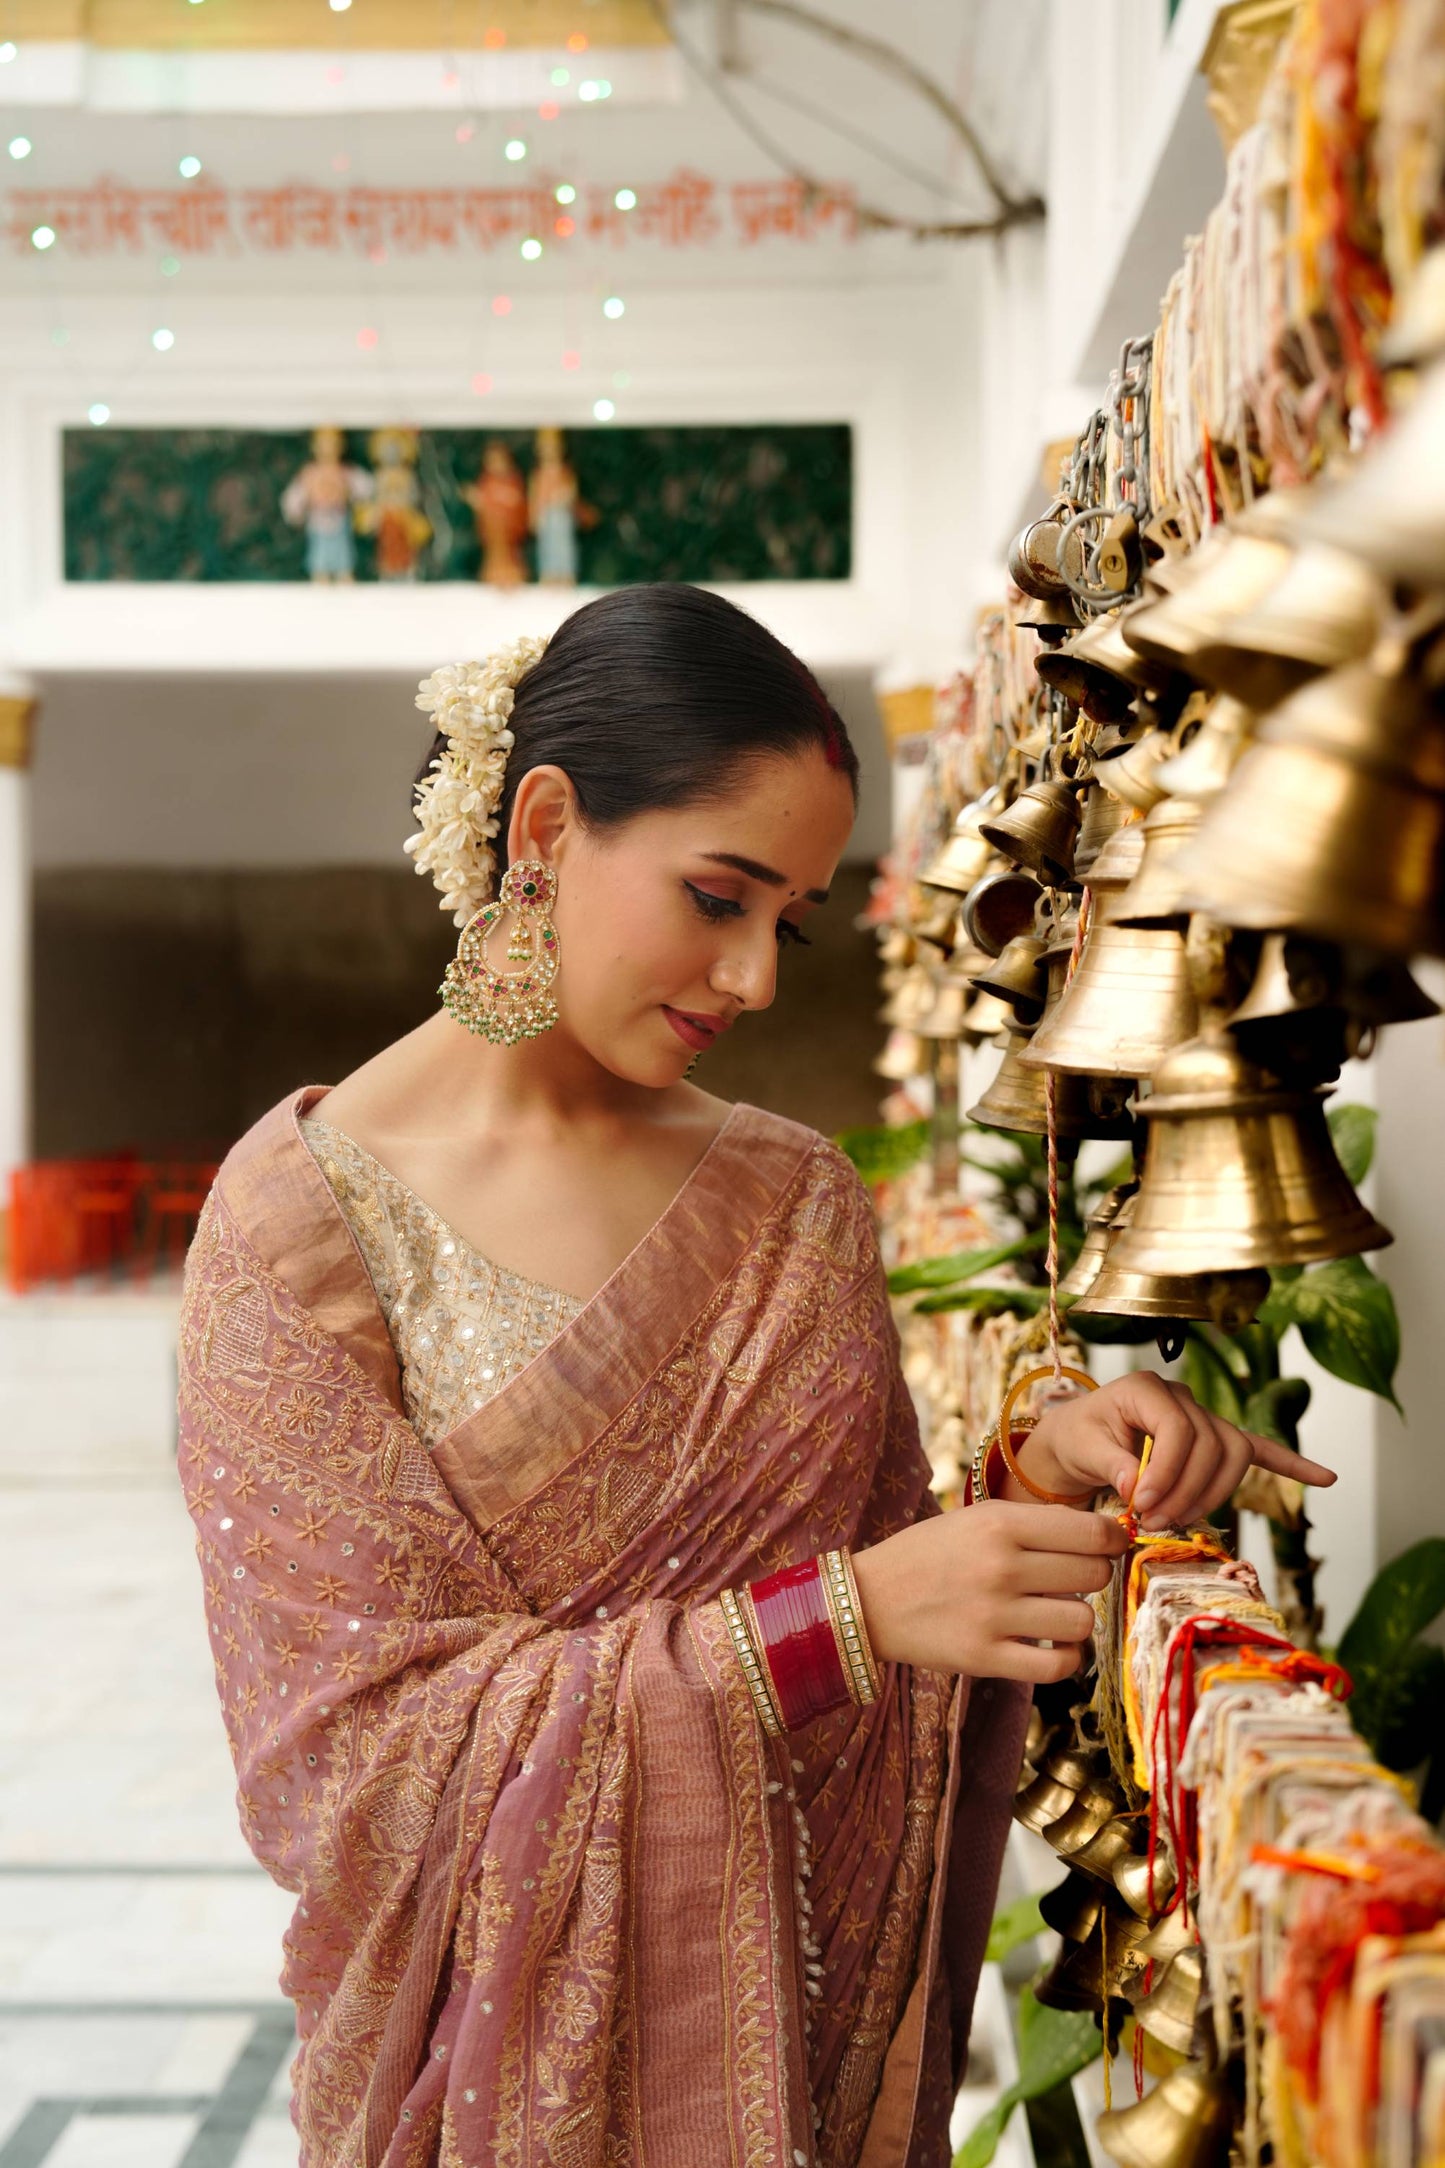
[1021,1371,1336,1530]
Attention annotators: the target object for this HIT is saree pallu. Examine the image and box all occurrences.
[178,1090,1028,2168]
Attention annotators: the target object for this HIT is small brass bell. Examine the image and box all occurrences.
[961,990,1016,1044]
[1110,1034,1392,1275]
[1059,1183,1138,1303]
[882,967,937,1031]
[1188,542,1387,710]
[1023,1705,1052,1769]
[1121,529,1293,673]
[967,933,1048,1021]
[960,866,1044,958]
[918,794,998,897]
[1074,781,1130,876]
[1134,1905,1200,1967]
[1039,1869,1106,1943]
[1073,1189,1270,1328]
[1035,610,1176,721]
[1041,1741,1105,1788]
[1133,1946,1206,2054]
[908,883,960,946]
[1226,932,1354,1085]
[1035,1909,1149,2014]
[1083,819,1146,895]
[1113,1849,1176,1919]
[1015,1767,1088,1836]
[873,1030,928,1082]
[1043,1785,1127,1858]
[1020,907,1198,1080]
[1152,694,1254,802]
[979,779,1082,886]
[1111,799,1204,927]
[1296,357,1445,584]
[913,977,970,1041]
[1093,730,1174,814]
[1068,1815,1145,1885]
[1095,2058,1234,2168]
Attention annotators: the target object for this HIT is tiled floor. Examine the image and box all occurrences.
[0,1313,298,2168]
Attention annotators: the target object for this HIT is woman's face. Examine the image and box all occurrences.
[515,748,857,1088]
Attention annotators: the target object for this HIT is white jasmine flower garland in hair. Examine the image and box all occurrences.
[404,636,548,926]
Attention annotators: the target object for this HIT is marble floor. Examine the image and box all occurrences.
[0,1288,1040,2168]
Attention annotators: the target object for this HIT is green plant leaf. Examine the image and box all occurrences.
[1183,1329,1247,1426]
[1241,1376,1312,1452]
[1327,1102,1377,1186]
[1337,1538,1445,1682]
[1065,1310,1162,1347]
[985,1891,1047,1965]
[888,1231,1048,1295]
[1265,1257,1402,1408]
[1362,1641,1445,1774]
[951,1988,1101,2168]
[915,1285,1051,1319]
[833,1119,929,1186]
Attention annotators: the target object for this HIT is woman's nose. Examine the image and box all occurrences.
[710,933,778,1013]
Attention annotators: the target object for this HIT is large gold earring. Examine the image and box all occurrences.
[440,858,560,1045]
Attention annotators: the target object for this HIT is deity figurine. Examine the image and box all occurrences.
[529,426,582,586]
[463,440,530,586]
[359,427,431,581]
[281,426,374,583]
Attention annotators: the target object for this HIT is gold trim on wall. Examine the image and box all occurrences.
[0,698,36,771]
[4,0,670,49]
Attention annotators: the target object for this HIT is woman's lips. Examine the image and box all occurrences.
[662,1006,728,1052]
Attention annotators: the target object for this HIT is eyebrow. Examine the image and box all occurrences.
[699,851,831,906]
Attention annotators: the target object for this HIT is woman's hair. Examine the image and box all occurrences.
[413,584,858,869]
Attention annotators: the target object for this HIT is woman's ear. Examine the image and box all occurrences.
[507,764,579,868]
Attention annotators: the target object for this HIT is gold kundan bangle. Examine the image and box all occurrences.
[821,1549,882,1706]
[719,1584,785,1737]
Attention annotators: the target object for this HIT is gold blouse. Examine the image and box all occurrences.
[300,1116,583,1451]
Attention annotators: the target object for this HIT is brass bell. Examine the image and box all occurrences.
[1096,2058,1234,2168]
[908,883,960,946]
[1226,933,1354,1083]
[1188,542,1387,710]
[1073,1189,1270,1327]
[1015,1767,1088,1836]
[1042,1741,1104,1789]
[961,990,1015,1044]
[873,1030,928,1082]
[960,866,1044,958]
[979,779,1082,885]
[1111,799,1204,927]
[1074,781,1130,877]
[1068,1815,1145,1885]
[1093,729,1175,814]
[1134,1906,1200,1967]
[968,932,1048,1021]
[1035,1908,1149,2014]
[1059,1183,1138,1303]
[1083,819,1146,893]
[1339,944,1442,1027]
[1039,1869,1106,1943]
[913,977,970,1041]
[1152,694,1254,802]
[919,794,998,897]
[1109,1034,1392,1274]
[1120,529,1293,673]
[877,927,914,969]
[1020,901,1198,1080]
[1043,1785,1127,1857]
[882,967,937,1031]
[1023,1705,1052,1769]
[971,1030,1135,1138]
[1113,1849,1176,1919]
[1297,357,1445,584]
[1133,1946,1206,2055]
[1035,611,1176,721]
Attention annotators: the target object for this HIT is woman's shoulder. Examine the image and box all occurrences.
[722,1099,879,1234]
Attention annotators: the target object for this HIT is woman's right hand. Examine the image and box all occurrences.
[849,1503,1131,1684]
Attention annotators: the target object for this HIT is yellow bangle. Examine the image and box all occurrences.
[995,1366,1098,1505]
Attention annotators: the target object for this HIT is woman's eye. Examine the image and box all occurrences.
[776,921,812,949]
[684,881,742,922]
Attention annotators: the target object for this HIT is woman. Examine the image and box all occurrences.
[178,585,1332,2167]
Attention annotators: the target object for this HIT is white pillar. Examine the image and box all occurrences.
[0,671,35,1203]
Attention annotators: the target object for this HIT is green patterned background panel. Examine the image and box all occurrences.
[62,423,852,584]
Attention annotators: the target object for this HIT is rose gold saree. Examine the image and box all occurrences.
[178,1088,1028,2168]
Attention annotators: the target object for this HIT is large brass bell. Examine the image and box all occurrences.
[1121,529,1293,674]
[1095,2058,1234,2168]
[1067,1815,1145,1884]
[1152,694,1254,802]
[1187,542,1387,710]
[1109,1035,1392,1274]
[1039,1870,1106,1943]
[1339,944,1441,1027]
[1111,799,1204,927]
[961,866,1044,958]
[979,778,1082,885]
[1174,648,1445,956]
[1035,610,1178,721]
[1072,1189,1270,1327]
[1226,932,1354,1084]
[1297,357,1445,584]
[919,793,998,897]
[967,932,1048,1022]
[1059,1183,1137,1303]
[1020,885,1198,1079]
[1074,781,1130,876]
[1093,730,1174,813]
[1133,1946,1206,2054]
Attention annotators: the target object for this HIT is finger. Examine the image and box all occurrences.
[995,1639,1085,1685]
[1011,1506,1132,1559]
[1128,1397,1200,1518]
[1187,1424,1256,1524]
[1010,1596,1099,1645]
[1244,1431,1338,1487]
[1012,1550,1117,1597]
[1140,1414,1220,1529]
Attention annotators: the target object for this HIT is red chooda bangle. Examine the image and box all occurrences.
[746,1556,854,1729]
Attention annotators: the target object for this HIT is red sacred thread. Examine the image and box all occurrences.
[1044,889,1092,1379]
